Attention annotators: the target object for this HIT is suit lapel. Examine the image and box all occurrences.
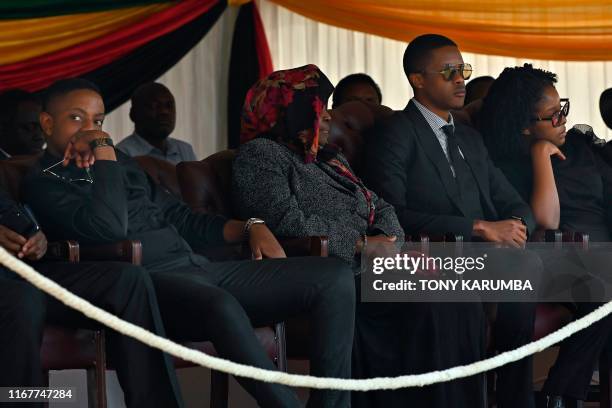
[405,102,467,215]
[454,129,494,214]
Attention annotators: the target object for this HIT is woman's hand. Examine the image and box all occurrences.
[356,234,397,255]
[531,140,566,161]
[249,224,287,260]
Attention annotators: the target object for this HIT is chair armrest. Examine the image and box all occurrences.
[79,240,143,265]
[45,240,79,263]
[408,233,463,243]
[408,233,464,254]
[195,236,329,261]
[241,236,328,258]
[530,229,589,249]
[276,236,328,257]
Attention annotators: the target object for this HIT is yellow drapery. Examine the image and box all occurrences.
[0,3,173,65]
[268,0,612,61]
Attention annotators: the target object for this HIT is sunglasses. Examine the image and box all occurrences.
[533,98,570,128]
[42,159,94,184]
[420,63,473,81]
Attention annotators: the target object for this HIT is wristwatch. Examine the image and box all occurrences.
[243,218,265,239]
[89,137,114,150]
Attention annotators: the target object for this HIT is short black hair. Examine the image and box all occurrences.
[42,78,102,112]
[600,87,612,130]
[479,63,557,160]
[0,89,41,122]
[331,73,382,108]
[403,34,457,78]
[465,75,495,105]
[131,82,172,107]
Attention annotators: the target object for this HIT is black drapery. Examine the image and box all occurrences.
[84,0,227,112]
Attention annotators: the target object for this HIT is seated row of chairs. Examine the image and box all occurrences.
[0,99,610,407]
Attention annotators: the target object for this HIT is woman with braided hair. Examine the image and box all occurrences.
[480,63,612,408]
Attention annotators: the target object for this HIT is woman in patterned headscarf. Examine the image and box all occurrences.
[232,65,485,408]
[236,64,402,263]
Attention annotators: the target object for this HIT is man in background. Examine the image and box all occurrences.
[0,90,45,158]
[117,82,197,164]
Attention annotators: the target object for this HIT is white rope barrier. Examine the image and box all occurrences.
[1,246,611,391]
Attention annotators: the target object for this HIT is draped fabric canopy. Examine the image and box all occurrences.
[0,0,227,112]
[0,0,168,19]
[0,3,173,65]
[268,0,612,61]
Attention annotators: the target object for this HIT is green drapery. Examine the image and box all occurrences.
[0,0,171,19]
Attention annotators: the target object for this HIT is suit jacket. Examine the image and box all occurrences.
[364,100,534,240]
[232,138,404,263]
[22,151,228,266]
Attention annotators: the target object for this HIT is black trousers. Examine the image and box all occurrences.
[539,248,612,400]
[0,262,183,408]
[478,247,542,408]
[147,255,355,408]
[494,302,537,408]
[0,268,46,392]
[352,300,486,408]
[542,304,612,400]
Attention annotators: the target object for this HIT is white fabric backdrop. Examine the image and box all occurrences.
[104,1,612,162]
[258,0,612,140]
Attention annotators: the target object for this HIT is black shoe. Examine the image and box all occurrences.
[546,396,566,408]
[546,396,583,408]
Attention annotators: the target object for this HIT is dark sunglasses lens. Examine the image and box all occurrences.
[441,68,454,80]
[552,102,570,127]
[562,100,570,116]
[462,67,473,80]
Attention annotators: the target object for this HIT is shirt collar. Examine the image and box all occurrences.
[412,98,455,133]
[132,132,179,157]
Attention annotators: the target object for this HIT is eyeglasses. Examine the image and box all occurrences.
[420,63,473,81]
[533,98,570,128]
[42,159,94,184]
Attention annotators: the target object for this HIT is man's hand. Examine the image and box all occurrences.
[63,130,116,168]
[473,219,527,248]
[0,224,27,256]
[18,231,47,260]
[249,224,286,260]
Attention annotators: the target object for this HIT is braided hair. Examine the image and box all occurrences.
[479,63,557,160]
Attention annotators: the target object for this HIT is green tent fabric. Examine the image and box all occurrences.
[0,0,171,19]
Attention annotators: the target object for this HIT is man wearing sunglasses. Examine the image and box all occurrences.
[364,34,540,408]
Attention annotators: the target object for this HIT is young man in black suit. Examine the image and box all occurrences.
[364,34,539,408]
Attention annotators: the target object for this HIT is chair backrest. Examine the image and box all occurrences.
[133,155,181,198]
[176,150,236,217]
[329,101,393,176]
[176,103,395,216]
[0,154,41,201]
[600,87,612,130]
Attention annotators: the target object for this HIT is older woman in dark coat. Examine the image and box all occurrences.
[232,64,485,408]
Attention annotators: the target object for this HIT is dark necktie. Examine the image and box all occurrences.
[442,124,462,170]
[442,124,471,193]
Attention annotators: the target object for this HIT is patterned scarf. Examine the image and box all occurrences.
[240,64,335,163]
